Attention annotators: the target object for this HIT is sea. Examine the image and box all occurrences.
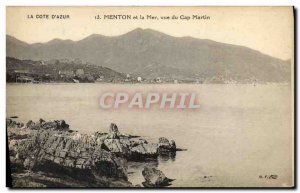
[6,83,293,187]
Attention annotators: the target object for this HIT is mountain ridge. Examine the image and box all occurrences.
[6,30,290,61]
[6,28,291,82]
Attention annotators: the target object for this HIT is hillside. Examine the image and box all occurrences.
[6,57,126,83]
[6,28,291,82]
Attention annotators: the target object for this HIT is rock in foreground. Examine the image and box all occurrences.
[7,118,181,188]
[142,166,174,187]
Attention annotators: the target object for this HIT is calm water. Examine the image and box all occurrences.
[7,83,293,187]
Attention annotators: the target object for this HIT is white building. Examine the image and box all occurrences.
[137,77,142,82]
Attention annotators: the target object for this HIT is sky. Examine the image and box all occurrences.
[6,6,294,60]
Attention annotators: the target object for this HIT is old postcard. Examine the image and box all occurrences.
[6,6,294,188]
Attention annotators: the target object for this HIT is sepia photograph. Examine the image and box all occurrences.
[6,6,294,188]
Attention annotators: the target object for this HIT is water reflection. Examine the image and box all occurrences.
[158,152,176,162]
[127,152,177,187]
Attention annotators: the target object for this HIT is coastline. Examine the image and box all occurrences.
[7,118,182,188]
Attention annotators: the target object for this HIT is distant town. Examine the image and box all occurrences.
[7,57,186,84]
[7,57,264,84]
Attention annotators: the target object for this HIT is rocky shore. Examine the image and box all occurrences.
[7,118,183,188]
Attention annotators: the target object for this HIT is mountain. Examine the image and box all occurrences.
[6,28,291,82]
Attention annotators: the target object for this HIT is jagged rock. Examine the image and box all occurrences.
[25,119,69,131]
[107,123,121,139]
[6,119,23,129]
[55,120,69,130]
[158,137,176,153]
[24,157,36,170]
[130,143,158,160]
[6,118,12,125]
[8,119,182,187]
[103,139,130,154]
[7,131,29,140]
[39,118,46,124]
[127,138,147,146]
[41,120,69,130]
[12,129,128,180]
[142,167,173,187]
[9,139,19,153]
[8,121,180,161]
[170,140,176,149]
[104,126,163,160]
[26,120,35,128]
